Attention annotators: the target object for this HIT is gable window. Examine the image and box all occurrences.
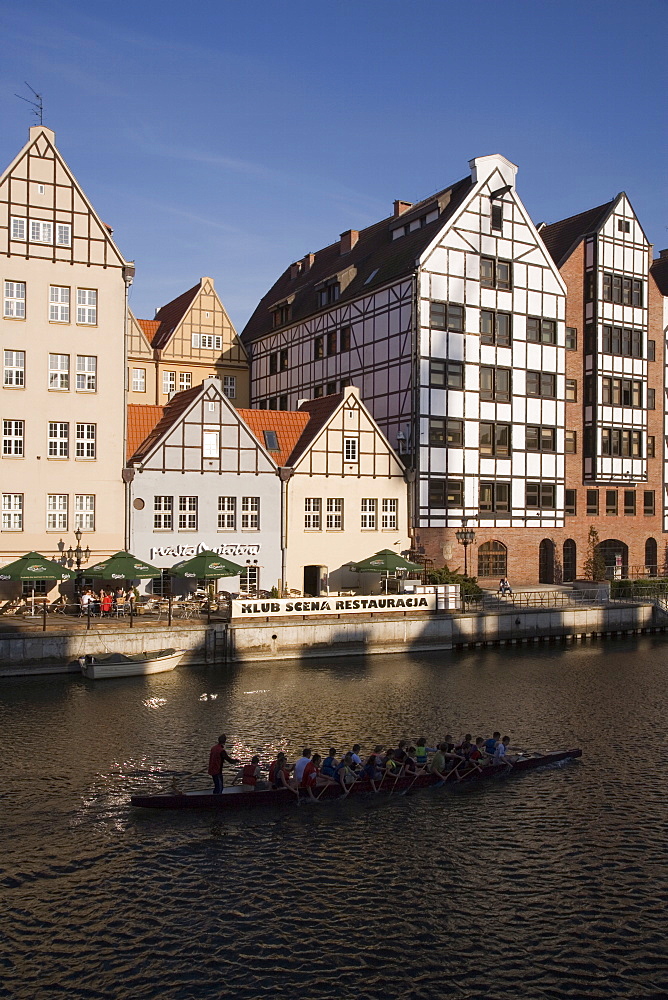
[602,272,643,306]
[154,496,173,529]
[480,366,510,401]
[1,493,23,530]
[48,421,69,458]
[340,326,351,352]
[178,496,198,530]
[46,494,68,529]
[304,498,322,529]
[479,482,510,513]
[163,371,176,396]
[430,359,464,389]
[526,317,557,344]
[49,286,70,322]
[74,495,95,531]
[218,497,236,530]
[480,310,511,346]
[4,281,26,318]
[49,354,69,390]
[3,419,24,456]
[192,334,222,349]
[344,437,358,462]
[263,430,279,452]
[3,350,25,387]
[618,220,630,233]
[491,203,503,231]
[56,224,71,246]
[526,483,556,509]
[480,257,512,290]
[272,303,291,327]
[381,498,397,529]
[132,368,146,392]
[76,289,97,325]
[361,498,377,529]
[429,417,463,447]
[30,220,52,244]
[480,422,510,456]
[203,431,219,457]
[429,301,464,333]
[76,356,97,392]
[526,425,556,452]
[223,375,236,399]
[326,498,343,529]
[10,218,26,241]
[241,496,260,529]
[526,371,556,398]
[179,372,192,392]
[428,479,463,508]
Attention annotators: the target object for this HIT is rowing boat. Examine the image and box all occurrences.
[130,748,582,810]
[78,648,185,679]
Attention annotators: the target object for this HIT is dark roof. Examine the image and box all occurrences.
[237,408,310,466]
[650,253,668,296]
[539,200,616,267]
[241,176,473,345]
[128,384,202,463]
[285,393,346,464]
[144,282,201,350]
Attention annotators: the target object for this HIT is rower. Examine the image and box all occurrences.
[301,752,323,801]
[350,744,363,769]
[321,747,339,781]
[293,748,312,786]
[238,755,269,790]
[493,736,513,770]
[270,753,299,799]
[484,732,501,758]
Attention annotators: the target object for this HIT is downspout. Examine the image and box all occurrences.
[278,466,294,595]
[409,265,420,551]
[122,263,135,551]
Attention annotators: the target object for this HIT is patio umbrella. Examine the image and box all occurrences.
[350,549,424,593]
[0,551,75,613]
[86,551,162,581]
[168,550,243,582]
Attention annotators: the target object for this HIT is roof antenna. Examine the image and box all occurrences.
[15,82,43,125]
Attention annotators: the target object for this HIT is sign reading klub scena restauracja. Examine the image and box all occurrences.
[231,594,438,618]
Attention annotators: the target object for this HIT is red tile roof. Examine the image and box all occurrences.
[238,409,310,467]
[127,405,164,462]
[128,385,202,463]
[137,319,160,340]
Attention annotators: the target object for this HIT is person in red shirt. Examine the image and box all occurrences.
[207,734,239,794]
[301,752,322,801]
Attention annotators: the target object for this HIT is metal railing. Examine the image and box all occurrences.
[462,589,612,612]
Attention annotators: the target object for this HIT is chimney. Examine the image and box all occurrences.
[340,229,359,254]
[290,261,302,279]
[394,200,412,217]
[302,252,315,271]
[659,249,668,259]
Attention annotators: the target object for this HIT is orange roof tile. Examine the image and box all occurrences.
[127,404,165,461]
[238,409,310,467]
[137,319,160,340]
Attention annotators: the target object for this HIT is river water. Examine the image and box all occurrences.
[1,637,667,1000]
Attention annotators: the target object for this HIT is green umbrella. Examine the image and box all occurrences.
[0,551,75,613]
[351,549,424,573]
[168,550,244,580]
[86,551,162,581]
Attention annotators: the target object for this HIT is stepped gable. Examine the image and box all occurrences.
[241,176,473,345]
[128,384,201,463]
[650,252,668,296]
[237,409,310,467]
[539,200,615,267]
[143,282,201,349]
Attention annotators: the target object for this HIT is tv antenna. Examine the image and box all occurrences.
[15,83,43,126]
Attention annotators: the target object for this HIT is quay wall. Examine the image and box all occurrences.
[0,602,662,676]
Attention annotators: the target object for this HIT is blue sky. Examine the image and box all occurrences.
[1,0,666,328]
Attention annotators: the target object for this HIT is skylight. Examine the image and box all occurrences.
[263,430,279,451]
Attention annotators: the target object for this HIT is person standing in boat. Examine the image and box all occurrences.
[208,734,239,794]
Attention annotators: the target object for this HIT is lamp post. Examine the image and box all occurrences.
[66,528,91,594]
[455,527,476,577]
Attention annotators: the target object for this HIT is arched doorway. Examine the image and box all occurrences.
[539,538,555,584]
[645,538,658,577]
[563,539,577,582]
[477,540,507,578]
[596,539,629,579]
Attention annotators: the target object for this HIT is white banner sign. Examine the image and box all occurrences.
[231,594,438,618]
[150,542,260,560]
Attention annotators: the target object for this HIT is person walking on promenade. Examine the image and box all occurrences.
[208,734,239,794]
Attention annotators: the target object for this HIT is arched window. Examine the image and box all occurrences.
[477,540,507,578]
[539,538,555,584]
[596,539,629,579]
[645,538,658,577]
[563,539,576,582]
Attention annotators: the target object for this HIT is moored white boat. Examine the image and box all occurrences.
[78,648,185,679]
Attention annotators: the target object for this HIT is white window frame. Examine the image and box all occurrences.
[11,218,26,241]
[74,494,95,531]
[4,281,26,319]
[381,498,397,529]
[361,498,377,529]
[178,496,198,530]
[326,498,343,530]
[2,493,23,530]
[239,566,259,593]
[223,375,236,399]
[48,421,69,458]
[217,496,236,530]
[46,494,68,530]
[344,437,358,462]
[76,288,97,325]
[3,419,24,456]
[179,372,192,392]
[49,286,70,322]
[203,431,219,458]
[163,371,176,396]
[132,368,146,392]
[56,224,71,246]
[241,496,260,530]
[30,220,53,244]
[49,354,70,390]
[193,333,222,350]
[75,422,96,459]
[153,496,173,529]
[304,498,322,530]
[3,350,25,387]
[76,356,97,392]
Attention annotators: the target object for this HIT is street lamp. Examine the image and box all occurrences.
[455,527,476,577]
[66,528,91,592]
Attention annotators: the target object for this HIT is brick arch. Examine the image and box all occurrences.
[645,537,658,577]
[596,538,628,579]
[477,540,506,578]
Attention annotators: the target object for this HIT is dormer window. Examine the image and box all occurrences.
[318,281,340,307]
[272,302,291,327]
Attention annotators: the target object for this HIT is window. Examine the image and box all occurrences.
[526,483,556,509]
[480,422,510,456]
[648,340,655,362]
[46,494,68,530]
[76,356,96,392]
[565,430,577,454]
[480,310,511,346]
[3,350,25,387]
[602,272,643,306]
[152,569,172,598]
[586,490,599,516]
[480,257,511,289]
[428,479,463,507]
[340,326,351,352]
[178,372,191,392]
[75,422,96,459]
[154,496,173,529]
[223,375,236,399]
[361,498,377,529]
[132,368,146,392]
[648,388,655,410]
[269,353,278,375]
[272,303,291,327]
[2,493,23,530]
[526,371,556,398]
[258,399,267,409]
[480,366,510,401]
[241,496,260,529]
[10,218,26,241]
[618,219,630,233]
[526,425,556,452]
[192,334,222,349]
[313,386,323,398]
[565,327,578,350]
[605,490,618,516]
[325,381,337,397]
[601,377,642,407]
[2,419,23,456]
[317,282,340,307]
[178,496,198,529]
[326,498,343,529]
[644,491,655,516]
[56,224,71,246]
[218,496,236,530]
[602,326,643,358]
[491,203,503,231]
[30,220,52,244]
[526,317,557,344]
[327,331,337,356]
[49,286,70,322]
[429,301,464,332]
[304,498,321,529]
[565,489,577,516]
[601,428,642,457]
[344,437,358,462]
[263,430,279,451]
[240,566,259,592]
[4,281,26,318]
[647,436,655,458]
[479,482,510,513]
[429,417,463,447]
[566,379,577,402]
[163,371,176,396]
[279,348,289,371]
[203,431,219,457]
[314,337,324,360]
[75,494,95,530]
[76,289,97,325]
[382,498,397,529]
[478,540,507,577]
[48,421,69,458]
[624,491,636,516]
[48,354,69,390]
[430,359,464,389]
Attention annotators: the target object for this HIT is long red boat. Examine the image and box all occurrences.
[130,748,582,810]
